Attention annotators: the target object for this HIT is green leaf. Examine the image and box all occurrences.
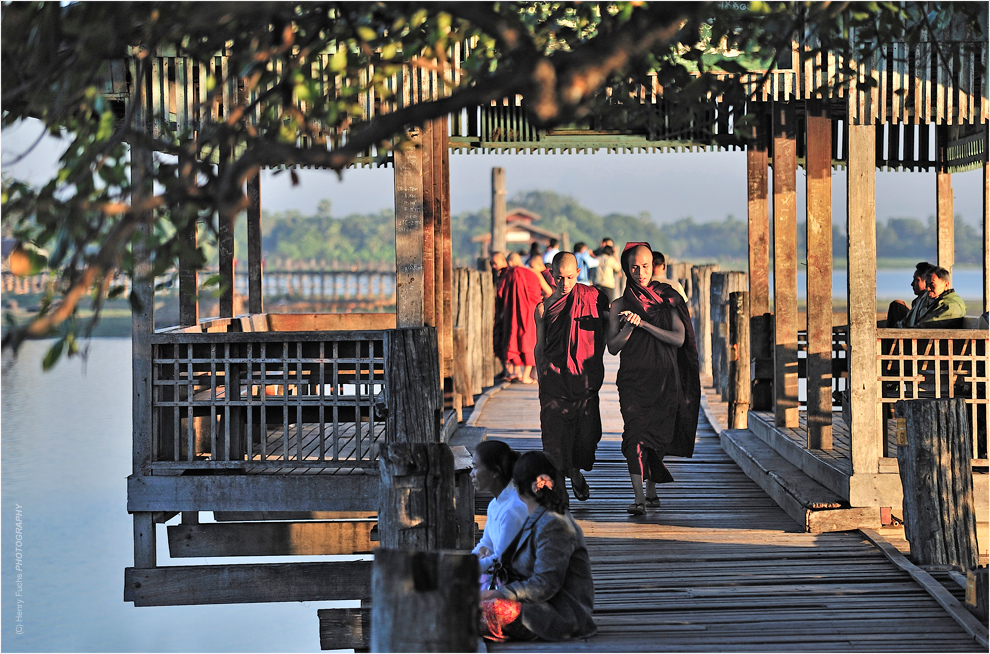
[42,337,65,370]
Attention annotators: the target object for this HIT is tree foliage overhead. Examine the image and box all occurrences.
[1,1,986,354]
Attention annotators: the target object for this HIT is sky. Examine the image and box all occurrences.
[2,118,985,231]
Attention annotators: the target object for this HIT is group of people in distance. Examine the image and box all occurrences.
[474,241,700,642]
[886,261,967,328]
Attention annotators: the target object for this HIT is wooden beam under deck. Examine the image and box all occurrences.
[167,520,376,557]
[127,473,378,513]
[124,561,372,606]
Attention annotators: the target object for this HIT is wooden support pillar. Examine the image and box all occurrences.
[421,120,437,328]
[984,158,989,314]
[747,107,771,317]
[806,104,833,450]
[178,218,199,326]
[130,73,157,568]
[378,443,457,550]
[371,550,478,652]
[846,123,881,477]
[691,264,719,378]
[936,127,955,273]
[438,116,453,382]
[772,103,799,428]
[895,398,978,569]
[246,171,264,315]
[385,327,442,444]
[394,127,425,328]
[218,146,235,318]
[727,291,751,429]
[491,167,506,256]
[711,271,748,400]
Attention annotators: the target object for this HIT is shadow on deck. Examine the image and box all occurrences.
[467,355,985,652]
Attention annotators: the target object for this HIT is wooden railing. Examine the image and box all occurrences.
[233,270,395,305]
[150,314,394,472]
[877,328,988,462]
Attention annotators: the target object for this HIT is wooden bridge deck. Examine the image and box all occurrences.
[470,355,982,652]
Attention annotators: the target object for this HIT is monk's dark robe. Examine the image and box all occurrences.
[616,280,700,482]
[493,270,506,361]
[541,268,556,290]
[497,266,544,366]
[539,284,609,472]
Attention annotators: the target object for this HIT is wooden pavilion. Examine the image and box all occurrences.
[118,15,988,630]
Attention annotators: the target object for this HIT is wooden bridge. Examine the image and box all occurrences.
[465,359,987,652]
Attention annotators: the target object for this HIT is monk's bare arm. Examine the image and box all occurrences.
[634,311,686,347]
[607,298,635,354]
[534,302,546,381]
[537,274,553,298]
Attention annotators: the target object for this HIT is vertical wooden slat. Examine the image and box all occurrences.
[846,123,880,483]
[936,126,955,273]
[772,103,799,429]
[394,127,425,328]
[217,143,235,318]
[748,108,770,317]
[178,217,199,326]
[246,171,264,315]
[805,104,833,450]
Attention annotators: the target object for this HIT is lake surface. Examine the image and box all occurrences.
[1,339,360,653]
[778,267,984,302]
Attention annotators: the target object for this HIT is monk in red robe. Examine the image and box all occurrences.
[607,243,700,515]
[535,252,610,501]
[490,252,509,378]
[496,253,545,383]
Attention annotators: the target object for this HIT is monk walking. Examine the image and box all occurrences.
[535,252,610,501]
[496,252,545,383]
[607,243,700,515]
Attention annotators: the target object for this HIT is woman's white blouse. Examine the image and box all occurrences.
[472,484,530,572]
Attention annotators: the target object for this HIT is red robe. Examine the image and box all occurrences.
[496,266,544,366]
[538,284,610,472]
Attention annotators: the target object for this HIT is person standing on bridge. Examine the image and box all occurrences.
[607,243,700,515]
[496,252,545,383]
[534,252,610,502]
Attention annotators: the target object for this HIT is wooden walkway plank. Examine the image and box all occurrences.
[467,354,982,652]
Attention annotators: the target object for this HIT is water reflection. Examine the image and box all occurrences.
[1,339,354,653]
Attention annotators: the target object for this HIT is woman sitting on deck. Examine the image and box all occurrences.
[479,451,597,642]
[471,441,529,589]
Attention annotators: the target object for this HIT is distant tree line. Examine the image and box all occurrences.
[238,192,983,269]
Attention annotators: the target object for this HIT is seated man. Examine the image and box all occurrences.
[915,266,967,328]
[886,261,934,327]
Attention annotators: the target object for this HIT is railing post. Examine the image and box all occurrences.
[728,292,751,429]
[895,398,978,569]
[691,264,719,378]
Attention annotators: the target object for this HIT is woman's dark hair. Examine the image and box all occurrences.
[601,245,614,256]
[512,451,568,514]
[475,440,519,484]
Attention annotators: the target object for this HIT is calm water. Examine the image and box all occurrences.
[787,267,984,301]
[1,339,360,653]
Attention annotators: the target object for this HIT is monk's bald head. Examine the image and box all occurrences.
[551,252,577,276]
[506,252,523,267]
[490,251,507,272]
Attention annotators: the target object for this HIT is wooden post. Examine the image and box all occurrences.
[727,291,751,429]
[452,325,470,420]
[691,264,719,378]
[394,127,425,328]
[246,171,264,315]
[984,157,989,314]
[750,313,774,411]
[772,102,799,428]
[371,550,478,652]
[491,167,507,256]
[130,64,156,568]
[747,107,771,317]
[895,399,979,569]
[421,119,437,329]
[846,123,881,480]
[936,127,955,273]
[711,271,748,399]
[385,327,442,444]
[178,218,199,326]
[378,442,457,550]
[439,116,453,382]
[806,103,834,450]
[218,145,235,318]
